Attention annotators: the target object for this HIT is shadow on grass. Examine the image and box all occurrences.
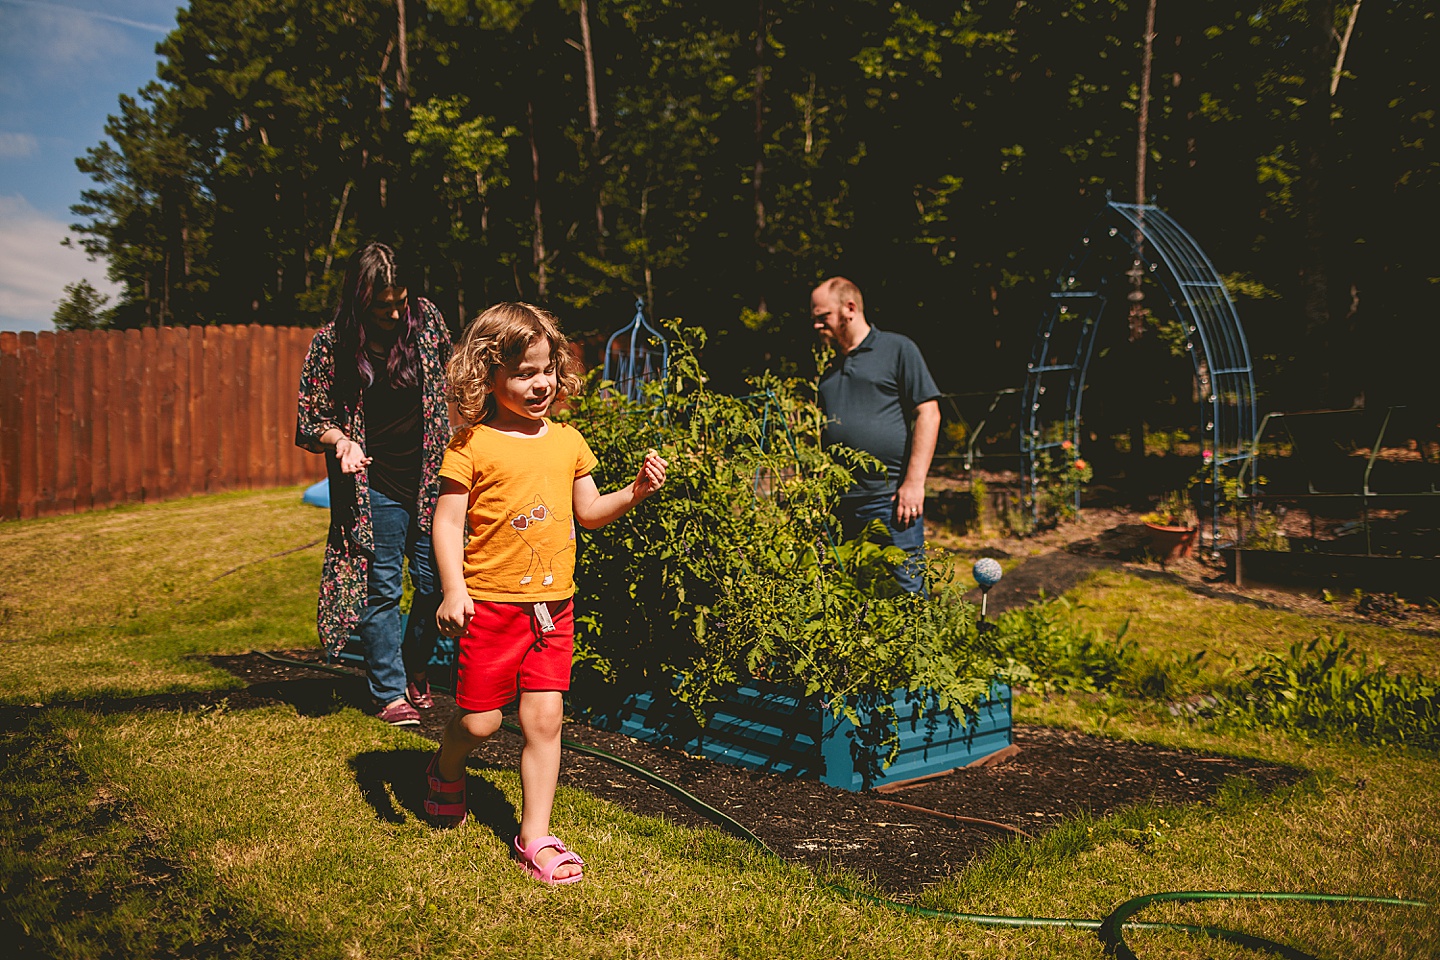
[1121,564,1291,611]
[0,673,368,728]
[1,712,345,960]
[349,749,522,844]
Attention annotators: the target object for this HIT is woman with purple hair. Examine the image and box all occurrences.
[296,242,453,726]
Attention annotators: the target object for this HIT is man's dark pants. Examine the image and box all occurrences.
[837,493,926,594]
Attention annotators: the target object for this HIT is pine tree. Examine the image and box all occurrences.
[51,280,112,331]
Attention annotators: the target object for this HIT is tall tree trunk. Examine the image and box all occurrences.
[373,40,394,219]
[1127,0,1159,476]
[640,183,655,313]
[528,99,547,300]
[1331,0,1361,96]
[1128,0,1157,343]
[395,0,410,110]
[325,181,352,274]
[579,0,605,250]
[752,0,767,316]
[161,249,171,326]
[1297,1,1336,405]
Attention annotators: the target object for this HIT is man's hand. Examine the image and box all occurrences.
[893,479,926,529]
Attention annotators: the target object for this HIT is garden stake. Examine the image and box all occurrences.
[255,651,1430,958]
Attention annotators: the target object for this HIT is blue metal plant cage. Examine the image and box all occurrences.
[1021,199,1259,546]
[601,298,668,402]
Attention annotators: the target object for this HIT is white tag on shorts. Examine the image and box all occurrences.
[534,601,556,634]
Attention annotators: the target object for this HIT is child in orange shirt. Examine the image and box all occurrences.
[428,302,666,885]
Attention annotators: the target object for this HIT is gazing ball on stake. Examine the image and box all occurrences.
[973,557,1003,626]
[973,557,1003,591]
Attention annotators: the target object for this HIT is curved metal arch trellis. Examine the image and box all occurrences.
[1021,200,1258,546]
[602,297,669,402]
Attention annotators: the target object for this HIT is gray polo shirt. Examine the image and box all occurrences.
[817,326,941,499]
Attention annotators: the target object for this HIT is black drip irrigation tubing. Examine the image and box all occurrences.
[210,538,325,582]
[256,651,1427,958]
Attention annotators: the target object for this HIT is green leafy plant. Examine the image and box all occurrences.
[1002,503,1036,537]
[1141,488,1197,528]
[984,597,1134,695]
[963,476,988,533]
[1240,505,1289,551]
[1213,636,1440,749]
[567,326,1008,764]
[1034,438,1092,525]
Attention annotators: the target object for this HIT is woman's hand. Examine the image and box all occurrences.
[335,436,372,475]
[436,591,475,638]
[633,448,668,500]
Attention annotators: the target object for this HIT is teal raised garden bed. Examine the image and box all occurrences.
[578,680,1012,792]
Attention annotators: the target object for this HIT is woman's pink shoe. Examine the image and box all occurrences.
[513,835,585,885]
[405,676,434,710]
[423,752,466,823]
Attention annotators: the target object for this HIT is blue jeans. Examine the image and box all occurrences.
[837,493,927,594]
[353,488,441,704]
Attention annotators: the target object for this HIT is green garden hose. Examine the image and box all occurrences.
[255,651,1427,958]
[535,721,1424,960]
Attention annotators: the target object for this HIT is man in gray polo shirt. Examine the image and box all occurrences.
[810,276,941,592]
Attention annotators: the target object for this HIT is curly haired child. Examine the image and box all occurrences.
[426,301,666,885]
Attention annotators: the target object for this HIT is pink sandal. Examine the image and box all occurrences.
[513,835,585,885]
[423,752,466,822]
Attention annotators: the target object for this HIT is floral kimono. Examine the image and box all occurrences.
[295,298,453,657]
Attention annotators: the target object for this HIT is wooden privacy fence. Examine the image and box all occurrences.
[1,325,323,521]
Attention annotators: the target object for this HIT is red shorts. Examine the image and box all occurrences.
[453,599,575,712]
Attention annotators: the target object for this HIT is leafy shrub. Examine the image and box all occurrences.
[969,476,987,533]
[1119,649,1208,700]
[1240,506,1289,551]
[1214,636,1440,749]
[1141,489,1197,528]
[1034,440,1092,525]
[566,327,1008,759]
[984,596,1134,695]
[1356,591,1406,622]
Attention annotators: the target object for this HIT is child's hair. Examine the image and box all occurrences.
[447,302,585,424]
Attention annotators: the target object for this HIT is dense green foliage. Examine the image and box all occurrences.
[1216,636,1440,749]
[568,328,1011,749]
[987,597,1134,695]
[71,1,1440,412]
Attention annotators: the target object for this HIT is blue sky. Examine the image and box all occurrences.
[0,0,179,332]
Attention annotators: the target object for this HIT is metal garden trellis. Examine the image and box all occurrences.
[601,297,669,402]
[1021,199,1259,547]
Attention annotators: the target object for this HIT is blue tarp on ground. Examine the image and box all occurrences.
[302,478,330,508]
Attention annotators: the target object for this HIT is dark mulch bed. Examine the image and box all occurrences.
[181,649,1303,896]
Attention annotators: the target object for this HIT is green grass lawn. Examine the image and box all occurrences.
[1065,567,1436,679]
[2,490,1437,958]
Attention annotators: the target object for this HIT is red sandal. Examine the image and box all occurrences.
[513,835,585,886]
[423,752,466,823]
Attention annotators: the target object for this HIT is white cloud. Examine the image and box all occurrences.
[0,1,151,81]
[0,1,169,35]
[0,132,38,158]
[0,193,121,331]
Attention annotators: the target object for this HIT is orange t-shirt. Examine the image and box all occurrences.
[438,419,599,602]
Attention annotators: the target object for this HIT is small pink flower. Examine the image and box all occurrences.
[1203,449,1213,461]
[1061,440,1073,450]
[1073,459,1087,471]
